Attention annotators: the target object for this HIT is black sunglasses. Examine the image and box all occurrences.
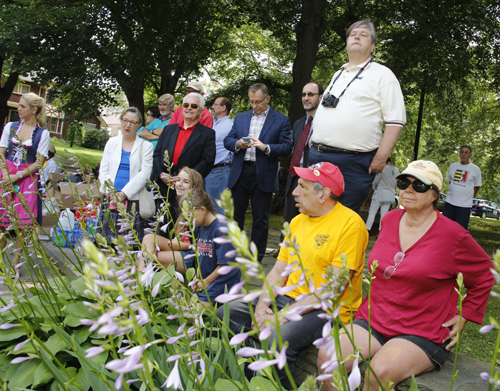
[397,177,434,193]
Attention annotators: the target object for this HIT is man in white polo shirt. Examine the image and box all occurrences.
[309,19,406,211]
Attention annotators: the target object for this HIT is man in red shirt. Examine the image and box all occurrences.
[169,81,214,128]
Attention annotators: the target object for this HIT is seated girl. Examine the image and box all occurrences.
[165,189,241,306]
[139,167,204,271]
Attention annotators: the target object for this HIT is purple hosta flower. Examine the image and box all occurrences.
[152,275,167,297]
[225,249,236,258]
[248,358,279,371]
[105,344,149,389]
[259,326,272,341]
[85,346,105,358]
[141,263,157,287]
[480,324,497,333]
[236,347,269,357]
[216,293,244,303]
[492,291,499,298]
[218,265,235,275]
[136,307,150,326]
[348,351,361,391]
[163,359,182,389]
[174,271,184,283]
[243,291,262,302]
[213,237,232,245]
[0,299,16,313]
[94,280,117,289]
[13,338,31,352]
[230,332,250,346]
[480,372,490,381]
[275,285,298,296]
[11,356,36,364]
[0,323,19,329]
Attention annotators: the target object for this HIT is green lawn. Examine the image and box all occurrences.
[52,139,103,168]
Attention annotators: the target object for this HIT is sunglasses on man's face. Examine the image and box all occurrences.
[397,177,433,193]
[183,103,199,109]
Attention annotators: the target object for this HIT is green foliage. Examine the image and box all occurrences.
[82,129,109,151]
[67,122,84,147]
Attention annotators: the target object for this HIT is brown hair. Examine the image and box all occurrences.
[177,167,204,196]
[174,189,216,234]
[120,107,143,126]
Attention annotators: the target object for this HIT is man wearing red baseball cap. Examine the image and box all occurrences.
[218,161,368,377]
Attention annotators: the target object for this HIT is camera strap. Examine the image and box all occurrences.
[326,58,372,100]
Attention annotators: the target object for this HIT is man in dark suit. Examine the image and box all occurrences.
[153,93,215,229]
[284,82,324,224]
[224,83,292,261]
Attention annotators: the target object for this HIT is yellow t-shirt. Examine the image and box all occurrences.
[277,202,368,324]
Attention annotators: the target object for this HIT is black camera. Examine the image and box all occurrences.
[321,93,340,108]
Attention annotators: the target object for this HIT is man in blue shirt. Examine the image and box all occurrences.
[136,93,174,148]
[206,97,233,213]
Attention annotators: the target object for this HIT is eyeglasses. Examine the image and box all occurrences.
[183,103,199,109]
[383,252,405,279]
[121,118,140,126]
[249,96,268,105]
[397,177,434,193]
[302,92,320,97]
[145,113,153,117]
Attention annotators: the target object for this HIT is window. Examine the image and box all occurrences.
[84,122,96,131]
[13,84,31,95]
[8,110,20,123]
[46,117,62,134]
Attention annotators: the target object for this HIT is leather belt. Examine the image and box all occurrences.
[243,161,256,166]
[311,142,376,155]
[213,162,231,168]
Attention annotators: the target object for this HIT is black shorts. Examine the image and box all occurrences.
[353,319,449,368]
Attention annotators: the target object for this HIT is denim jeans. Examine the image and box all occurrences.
[205,165,230,214]
[216,295,328,374]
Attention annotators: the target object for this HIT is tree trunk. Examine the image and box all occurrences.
[272,0,327,214]
[122,80,146,116]
[287,0,327,125]
[158,68,180,96]
[413,87,426,160]
[0,56,20,126]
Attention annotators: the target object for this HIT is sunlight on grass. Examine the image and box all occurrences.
[52,139,104,168]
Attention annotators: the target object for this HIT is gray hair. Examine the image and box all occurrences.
[313,181,338,201]
[346,19,377,44]
[120,107,143,125]
[159,93,175,108]
[183,92,205,110]
[249,83,269,96]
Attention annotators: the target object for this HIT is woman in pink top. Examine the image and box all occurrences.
[318,160,494,390]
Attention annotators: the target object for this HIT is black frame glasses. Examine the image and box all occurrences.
[120,118,140,126]
[397,177,434,193]
[301,92,320,97]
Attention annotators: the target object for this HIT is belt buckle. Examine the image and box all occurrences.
[317,144,324,153]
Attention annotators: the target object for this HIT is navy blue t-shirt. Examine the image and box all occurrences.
[194,218,241,302]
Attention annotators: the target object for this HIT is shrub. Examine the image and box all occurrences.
[82,128,109,150]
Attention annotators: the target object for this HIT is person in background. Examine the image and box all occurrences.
[206,97,233,213]
[40,144,62,195]
[98,107,154,244]
[309,19,406,211]
[145,106,160,125]
[169,81,214,128]
[443,145,481,230]
[365,157,399,236]
[152,92,215,236]
[137,94,174,148]
[224,83,292,261]
[318,160,494,390]
[0,92,50,274]
[284,82,323,225]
